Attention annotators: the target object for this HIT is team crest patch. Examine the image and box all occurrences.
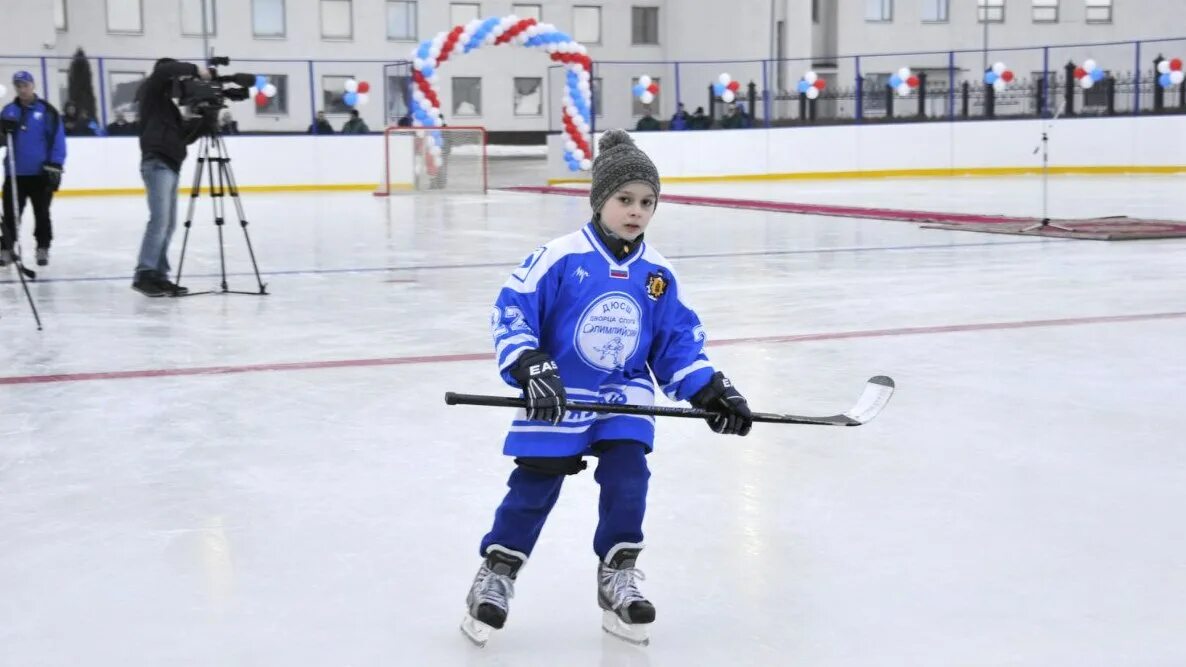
[573,292,642,371]
[645,272,668,301]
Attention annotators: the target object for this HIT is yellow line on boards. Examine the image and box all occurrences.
[53,183,410,197]
[548,165,1186,185]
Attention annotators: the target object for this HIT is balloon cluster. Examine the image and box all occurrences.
[713,74,741,103]
[1157,58,1185,88]
[796,71,826,100]
[1074,59,1106,89]
[250,75,279,107]
[409,15,592,171]
[0,83,5,98]
[888,67,920,97]
[983,62,1015,92]
[633,75,660,105]
[342,79,372,107]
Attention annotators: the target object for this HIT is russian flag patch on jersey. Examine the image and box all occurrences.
[609,267,629,279]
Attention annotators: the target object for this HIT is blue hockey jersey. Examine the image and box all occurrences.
[492,222,717,457]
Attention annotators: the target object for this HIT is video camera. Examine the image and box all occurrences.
[176,55,256,117]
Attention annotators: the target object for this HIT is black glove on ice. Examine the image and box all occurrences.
[510,349,567,425]
[690,371,753,436]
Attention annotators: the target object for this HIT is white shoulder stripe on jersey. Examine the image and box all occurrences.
[501,229,594,294]
[495,333,538,361]
[662,359,713,398]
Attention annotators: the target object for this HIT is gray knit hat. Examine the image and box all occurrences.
[589,129,660,215]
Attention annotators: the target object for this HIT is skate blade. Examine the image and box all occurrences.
[460,615,494,648]
[601,610,650,646]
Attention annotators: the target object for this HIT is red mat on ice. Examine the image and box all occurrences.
[504,186,1186,240]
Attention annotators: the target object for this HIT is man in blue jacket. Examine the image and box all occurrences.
[1,71,66,267]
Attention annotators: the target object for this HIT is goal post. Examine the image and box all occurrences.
[374,125,488,195]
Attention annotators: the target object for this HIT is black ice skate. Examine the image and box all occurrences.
[598,543,655,646]
[460,545,526,647]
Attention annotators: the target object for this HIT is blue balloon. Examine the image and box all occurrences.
[1091,67,1104,82]
[1160,73,1173,88]
[797,80,809,93]
[422,66,434,78]
[343,91,359,106]
[984,71,998,84]
[254,75,267,90]
[713,82,725,95]
[889,74,903,88]
[633,84,646,96]
[417,42,431,59]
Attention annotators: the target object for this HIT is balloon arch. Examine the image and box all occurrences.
[409,16,594,172]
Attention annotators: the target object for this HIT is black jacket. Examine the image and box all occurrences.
[138,60,206,171]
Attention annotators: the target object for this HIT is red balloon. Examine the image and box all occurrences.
[812,79,826,90]
[1074,67,1087,79]
[1172,58,1184,71]
[906,75,919,88]
[1001,70,1014,83]
[647,82,659,94]
[727,80,741,92]
[255,92,269,106]
[357,81,370,94]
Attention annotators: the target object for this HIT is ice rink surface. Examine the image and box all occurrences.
[1,174,1184,666]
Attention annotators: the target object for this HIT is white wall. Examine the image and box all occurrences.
[547,116,1186,182]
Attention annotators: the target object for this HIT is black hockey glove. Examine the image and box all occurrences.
[690,371,753,436]
[42,163,62,192]
[510,349,567,425]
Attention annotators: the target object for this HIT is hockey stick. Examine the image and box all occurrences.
[3,131,36,281]
[445,375,895,427]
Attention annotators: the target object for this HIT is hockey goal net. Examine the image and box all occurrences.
[374,126,488,195]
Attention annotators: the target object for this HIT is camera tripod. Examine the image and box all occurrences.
[174,126,268,296]
[2,127,43,330]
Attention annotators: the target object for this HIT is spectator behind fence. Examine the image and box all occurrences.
[720,104,743,129]
[62,102,97,136]
[218,110,239,135]
[341,109,370,134]
[308,110,335,135]
[635,111,660,132]
[690,106,710,130]
[736,102,753,129]
[397,113,413,127]
[1,70,66,268]
[105,111,137,136]
[669,103,688,131]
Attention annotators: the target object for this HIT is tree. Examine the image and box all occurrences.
[68,48,97,120]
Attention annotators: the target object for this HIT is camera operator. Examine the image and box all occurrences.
[132,58,213,297]
[1,71,66,268]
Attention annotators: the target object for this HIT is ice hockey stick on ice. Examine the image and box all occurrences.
[445,375,895,427]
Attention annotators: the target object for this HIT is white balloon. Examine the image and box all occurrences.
[413,58,425,69]
[575,44,588,55]
[1172,70,1185,85]
[578,81,591,94]
[413,89,426,101]
[357,93,369,105]
[992,78,1007,92]
[640,91,655,104]
[719,73,732,85]
[263,83,277,97]
[898,67,911,80]
[580,158,592,170]
[804,71,818,84]
[721,89,735,103]
[1158,60,1172,74]
[344,79,358,93]
[573,149,585,161]
[805,86,819,100]
[992,61,1006,75]
[896,82,912,96]
[1079,77,1094,89]
[1083,59,1097,72]
[546,43,557,53]
[430,73,440,85]
[565,140,577,152]
[249,86,258,97]
[639,75,652,87]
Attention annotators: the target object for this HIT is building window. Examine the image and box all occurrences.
[181,0,217,36]
[1085,0,1111,23]
[1031,0,1058,22]
[106,0,143,33]
[513,77,542,115]
[322,75,358,114]
[631,77,659,116]
[57,69,71,110]
[921,0,948,22]
[108,70,147,120]
[452,77,481,116]
[321,0,352,39]
[632,7,659,45]
[573,6,601,44]
[450,2,479,26]
[254,75,288,115]
[865,0,892,21]
[864,73,890,110]
[252,0,285,37]
[386,74,411,123]
[978,0,1004,22]
[512,4,541,20]
[387,1,416,40]
[591,77,602,116]
[54,0,67,31]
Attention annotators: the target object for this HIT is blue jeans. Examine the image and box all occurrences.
[135,157,180,278]
[480,441,650,561]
